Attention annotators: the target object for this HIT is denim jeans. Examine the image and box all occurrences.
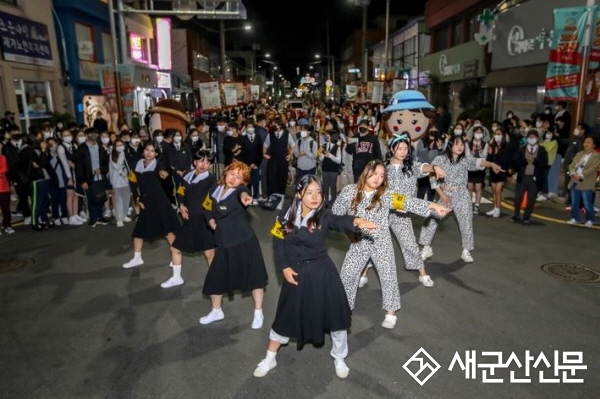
[247,167,260,198]
[570,188,595,223]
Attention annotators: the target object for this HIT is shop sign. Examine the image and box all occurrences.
[438,54,460,77]
[464,60,479,79]
[507,25,553,56]
[0,11,53,67]
[157,72,171,89]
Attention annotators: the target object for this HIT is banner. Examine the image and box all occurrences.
[119,64,135,120]
[544,7,588,101]
[371,81,384,104]
[0,11,53,66]
[222,83,237,106]
[345,85,358,101]
[198,81,221,111]
[585,6,600,101]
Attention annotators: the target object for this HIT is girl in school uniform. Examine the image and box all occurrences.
[161,150,216,288]
[419,136,504,263]
[199,160,268,330]
[332,159,449,329]
[122,142,181,269]
[253,174,376,379]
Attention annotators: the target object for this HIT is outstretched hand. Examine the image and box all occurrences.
[431,203,451,217]
[283,267,298,286]
[491,163,506,174]
[240,192,253,206]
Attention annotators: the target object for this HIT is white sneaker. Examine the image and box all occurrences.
[334,358,350,379]
[252,199,259,206]
[161,276,184,288]
[79,211,88,220]
[547,192,557,198]
[103,210,112,219]
[127,207,133,216]
[251,310,264,329]
[61,217,69,225]
[536,194,547,201]
[493,208,501,218]
[358,276,368,288]
[418,275,434,287]
[421,246,433,260]
[485,208,496,216]
[123,216,132,223]
[253,358,277,377]
[199,309,225,325]
[116,221,124,227]
[122,257,144,269]
[69,216,84,226]
[23,216,31,225]
[53,219,61,226]
[585,221,594,227]
[567,218,578,225]
[381,314,397,329]
[461,249,474,263]
[4,227,15,234]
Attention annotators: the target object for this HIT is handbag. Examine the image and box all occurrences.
[90,178,107,205]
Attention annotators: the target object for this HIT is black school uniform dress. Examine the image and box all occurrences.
[171,170,216,253]
[270,206,358,349]
[202,185,267,296]
[131,159,181,240]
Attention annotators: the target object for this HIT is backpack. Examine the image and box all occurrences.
[262,193,284,211]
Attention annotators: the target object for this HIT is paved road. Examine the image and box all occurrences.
[0,196,598,399]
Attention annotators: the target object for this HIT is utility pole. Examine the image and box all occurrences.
[362,2,368,82]
[220,20,227,81]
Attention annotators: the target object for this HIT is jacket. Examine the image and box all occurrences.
[75,142,109,187]
[568,151,600,191]
[511,145,548,191]
[0,154,10,193]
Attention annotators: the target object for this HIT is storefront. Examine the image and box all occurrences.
[421,40,486,120]
[483,0,586,121]
[133,65,171,124]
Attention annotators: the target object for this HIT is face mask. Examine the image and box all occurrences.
[62,136,73,144]
[115,146,125,153]
[545,133,553,140]
[226,130,233,136]
[492,125,498,130]
[493,135,503,143]
[474,122,481,127]
[507,113,513,118]
[56,123,63,129]
[89,133,99,142]
[545,109,551,114]
[527,138,538,146]
[77,136,87,144]
[174,136,182,143]
[289,121,296,127]
[43,132,52,139]
[359,127,367,134]
[272,125,279,132]
[122,138,131,143]
[454,129,463,135]
[339,123,344,129]
[535,121,543,128]
[573,129,580,136]
[155,136,164,143]
[474,133,483,140]
[131,138,140,145]
[247,127,255,134]
[11,139,21,147]
[300,131,308,138]
[217,125,225,132]
[191,136,199,142]
[101,137,110,145]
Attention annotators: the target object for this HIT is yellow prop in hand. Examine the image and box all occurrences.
[392,193,407,213]
[270,220,285,240]
[202,194,213,211]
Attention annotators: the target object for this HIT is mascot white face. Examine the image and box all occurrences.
[383,90,435,142]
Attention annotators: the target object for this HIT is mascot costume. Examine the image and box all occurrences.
[381,90,436,141]
[146,99,191,137]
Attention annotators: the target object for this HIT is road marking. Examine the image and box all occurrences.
[499,200,600,230]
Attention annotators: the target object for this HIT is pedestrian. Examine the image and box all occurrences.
[0,141,15,234]
[199,160,268,329]
[345,119,382,182]
[332,159,449,329]
[567,136,600,227]
[466,125,489,215]
[240,120,263,204]
[122,142,181,269]
[108,139,132,227]
[253,174,377,379]
[510,130,548,224]
[419,136,504,262]
[47,138,70,226]
[319,131,343,207]
[293,118,318,182]
[162,150,216,288]
[485,127,512,218]
[263,118,294,196]
[57,128,84,225]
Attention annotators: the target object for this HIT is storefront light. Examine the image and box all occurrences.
[130,34,144,62]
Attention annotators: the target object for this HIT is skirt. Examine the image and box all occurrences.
[202,236,268,296]
[271,258,351,349]
[489,171,507,184]
[132,201,181,240]
[172,213,216,253]
[468,169,486,184]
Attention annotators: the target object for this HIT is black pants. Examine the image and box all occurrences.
[0,192,11,228]
[15,181,31,217]
[514,175,538,220]
[267,157,288,196]
[417,177,435,201]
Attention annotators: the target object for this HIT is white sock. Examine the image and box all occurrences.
[254,308,263,315]
[133,251,142,260]
[172,265,182,279]
[423,245,431,250]
[265,350,277,362]
[212,307,222,313]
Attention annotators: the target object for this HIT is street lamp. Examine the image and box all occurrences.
[219,21,252,81]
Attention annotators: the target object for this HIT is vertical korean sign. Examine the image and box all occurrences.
[545,7,588,101]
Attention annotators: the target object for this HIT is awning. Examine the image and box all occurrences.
[482,64,548,88]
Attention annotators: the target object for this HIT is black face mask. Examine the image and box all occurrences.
[88,134,99,142]
[359,127,367,134]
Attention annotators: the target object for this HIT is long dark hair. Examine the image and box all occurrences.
[351,159,387,213]
[283,174,324,234]
[388,132,414,176]
[445,136,467,164]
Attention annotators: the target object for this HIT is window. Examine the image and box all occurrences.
[434,26,449,52]
[453,22,463,46]
[75,23,95,61]
[129,33,148,63]
[102,32,114,64]
[468,14,478,42]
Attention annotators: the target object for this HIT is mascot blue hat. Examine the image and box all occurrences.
[383,90,434,113]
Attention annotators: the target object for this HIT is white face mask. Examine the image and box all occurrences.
[338,123,345,129]
[493,135,503,143]
[545,133,553,140]
[155,136,164,143]
[131,138,140,145]
[174,136,182,143]
[573,129,580,136]
[474,122,481,127]
[492,125,498,130]
[77,136,87,144]
[246,127,255,134]
[474,133,483,140]
[454,129,463,135]
[507,113,513,119]
[101,137,110,145]
[300,131,308,138]
[115,146,125,153]
[56,123,63,129]
[545,109,551,114]
[535,121,543,128]
[527,138,538,146]
[62,136,73,144]
[191,136,199,142]
[226,130,233,136]
[217,125,226,132]
[289,121,296,127]
[43,132,52,139]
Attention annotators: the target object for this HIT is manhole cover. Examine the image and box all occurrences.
[0,257,34,273]
[541,263,600,283]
